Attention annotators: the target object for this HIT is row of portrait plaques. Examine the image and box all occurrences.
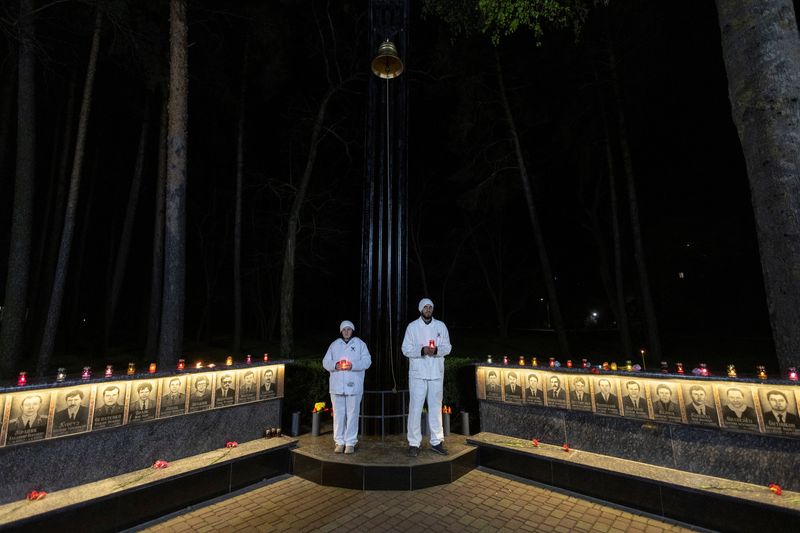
[0,365,284,447]
[476,366,800,437]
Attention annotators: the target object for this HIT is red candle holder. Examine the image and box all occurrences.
[263,353,269,362]
[428,340,436,349]
[602,362,609,371]
[788,367,798,381]
[582,359,589,369]
[81,367,92,380]
[246,354,252,364]
[676,362,685,374]
[549,357,555,368]
[148,363,157,374]
[502,356,509,365]
[177,359,186,371]
[699,363,709,377]
[17,371,27,386]
[104,365,113,378]
[566,360,573,368]
[127,362,136,375]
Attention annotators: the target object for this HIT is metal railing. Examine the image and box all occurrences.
[360,389,408,441]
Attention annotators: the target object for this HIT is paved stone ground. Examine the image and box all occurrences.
[139,469,701,533]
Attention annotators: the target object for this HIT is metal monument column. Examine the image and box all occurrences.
[360,0,408,434]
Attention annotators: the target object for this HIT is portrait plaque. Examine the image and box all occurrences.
[189,373,214,413]
[759,387,800,436]
[592,376,621,416]
[543,373,568,409]
[128,380,159,423]
[483,368,503,401]
[92,384,127,429]
[567,375,592,412]
[523,371,545,406]
[501,370,524,404]
[682,383,719,427]
[159,376,188,418]
[718,384,761,433]
[649,381,683,423]
[0,394,8,444]
[236,369,259,404]
[620,379,651,420]
[215,372,237,407]
[259,367,278,400]
[51,386,92,437]
[6,392,52,445]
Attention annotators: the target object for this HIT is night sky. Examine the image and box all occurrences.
[0,1,778,369]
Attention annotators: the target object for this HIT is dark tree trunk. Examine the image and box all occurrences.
[0,0,36,377]
[105,97,151,346]
[36,6,103,375]
[716,0,800,371]
[608,45,662,362]
[495,50,570,356]
[146,99,167,359]
[158,0,188,368]
[0,62,16,197]
[280,88,335,357]
[233,43,248,355]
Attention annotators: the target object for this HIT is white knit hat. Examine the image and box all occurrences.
[418,298,434,313]
[339,320,355,332]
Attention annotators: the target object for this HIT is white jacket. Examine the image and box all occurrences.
[322,336,372,395]
[402,317,452,380]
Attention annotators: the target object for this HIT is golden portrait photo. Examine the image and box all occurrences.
[523,371,545,406]
[620,379,651,420]
[682,383,719,427]
[259,367,279,399]
[717,384,760,433]
[128,380,158,423]
[568,375,592,412]
[759,387,800,436]
[483,369,503,401]
[543,373,568,409]
[92,384,127,430]
[51,386,91,437]
[188,373,214,413]
[592,376,621,416]
[236,369,259,403]
[502,370,524,405]
[649,381,683,423]
[6,392,51,445]
[215,372,236,407]
[159,376,188,418]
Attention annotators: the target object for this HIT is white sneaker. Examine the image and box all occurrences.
[334,444,345,453]
[344,445,355,454]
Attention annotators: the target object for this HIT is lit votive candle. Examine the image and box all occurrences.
[105,365,113,378]
[487,354,493,364]
[246,354,252,364]
[226,356,233,366]
[82,367,92,380]
[675,362,684,374]
[17,371,27,386]
[531,357,538,367]
[57,368,67,382]
[263,353,269,362]
[788,367,798,381]
[503,356,509,365]
[518,356,526,366]
[177,359,186,371]
[726,364,737,378]
[127,362,136,375]
[757,365,767,380]
[149,363,157,374]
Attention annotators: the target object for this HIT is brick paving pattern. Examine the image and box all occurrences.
[141,469,699,532]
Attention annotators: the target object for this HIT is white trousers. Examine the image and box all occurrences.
[331,393,362,446]
[407,377,444,447]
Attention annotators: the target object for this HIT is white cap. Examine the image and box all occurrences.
[339,320,355,333]
[418,298,434,313]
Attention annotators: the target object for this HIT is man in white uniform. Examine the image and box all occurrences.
[322,320,372,454]
[403,298,452,457]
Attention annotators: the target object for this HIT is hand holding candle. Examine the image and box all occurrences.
[336,359,352,371]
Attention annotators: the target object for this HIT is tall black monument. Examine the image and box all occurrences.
[360,0,409,433]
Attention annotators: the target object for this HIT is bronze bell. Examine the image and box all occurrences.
[371,40,404,79]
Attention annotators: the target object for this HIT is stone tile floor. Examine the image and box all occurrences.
[138,468,702,533]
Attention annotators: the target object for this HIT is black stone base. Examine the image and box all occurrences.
[291,434,476,490]
[4,443,293,533]
[470,437,800,533]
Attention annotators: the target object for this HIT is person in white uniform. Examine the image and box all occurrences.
[403,298,452,457]
[322,320,372,454]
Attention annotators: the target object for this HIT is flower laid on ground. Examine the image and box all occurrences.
[26,490,47,501]
[769,483,782,495]
[152,460,170,469]
[562,443,570,452]
[531,438,539,447]
[226,441,238,448]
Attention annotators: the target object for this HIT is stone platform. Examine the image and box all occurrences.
[469,432,800,533]
[292,432,476,490]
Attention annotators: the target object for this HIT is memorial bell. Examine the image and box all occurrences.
[371,39,404,79]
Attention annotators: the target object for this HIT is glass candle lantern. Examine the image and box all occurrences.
[195,361,203,369]
[699,363,709,377]
[676,362,685,374]
[625,360,633,371]
[246,354,252,364]
[104,365,113,378]
[726,364,737,378]
[549,357,555,368]
[582,359,589,369]
[757,365,767,380]
[263,353,269,362]
[610,362,618,371]
[149,363,157,374]
[502,355,509,365]
[486,354,493,364]
[531,357,538,367]
[788,367,798,381]
[57,368,67,382]
[518,356,525,366]
[566,360,573,368]
[226,356,233,366]
[81,367,92,380]
[17,371,27,386]
[177,359,186,371]
[660,361,669,373]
